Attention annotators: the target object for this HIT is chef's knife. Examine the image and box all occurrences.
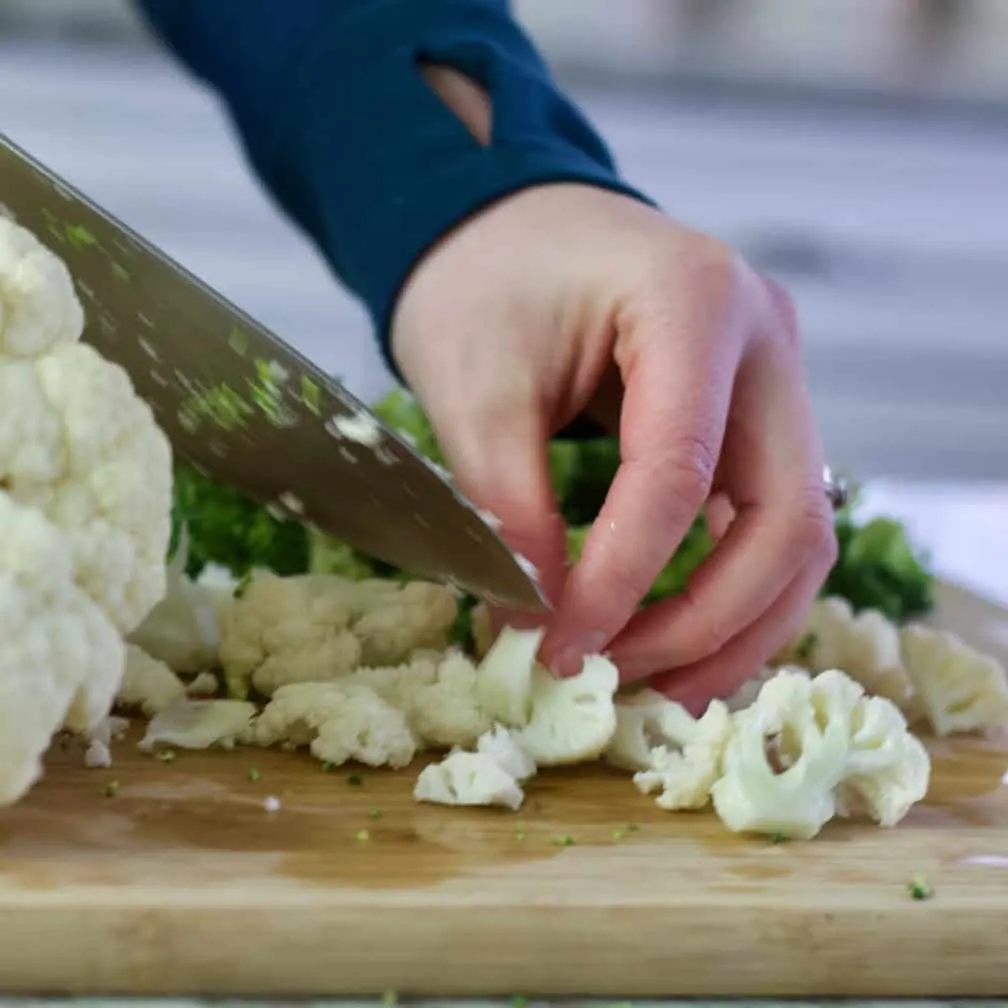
[0,130,547,612]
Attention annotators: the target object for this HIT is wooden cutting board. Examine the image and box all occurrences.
[2,581,1007,999]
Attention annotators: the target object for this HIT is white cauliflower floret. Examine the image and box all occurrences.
[254,681,417,769]
[516,654,619,766]
[352,579,457,666]
[0,492,124,804]
[712,667,929,840]
[474,626,542,727]
[476,725,537,782]
[0,341,173,634]
[0,217,84,358]
[139,698,256,752]
[775,597,913,706]
[394,650,491,749]
[607,689,691,771]
[833,682,930,827]
[219,573,456,698]
[219,573,363,697]
[900,624,1008,736]
[629,697,733,811]
[414,750,525,810]
[116,643,186,716]
[711,668,852,840]
[129,530,223,675]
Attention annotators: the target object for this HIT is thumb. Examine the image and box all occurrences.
[428,394,569,621]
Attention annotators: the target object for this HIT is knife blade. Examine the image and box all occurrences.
[0,130,547,612]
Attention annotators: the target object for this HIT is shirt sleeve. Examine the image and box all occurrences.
[134,0,654,375]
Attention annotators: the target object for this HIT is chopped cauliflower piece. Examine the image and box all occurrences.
[475,626,542,727]
[414,750,524,810]
[254,681,417,769]
[712,668,852,840]
[606,689,694,772]
[632,700,732,811]
[470,601,495,658]
[712,666,929,840]
[352,580,457,666]
[833,681,930,827]
[900,624,1008,736]
[396,650,491,749]
[0,216,84,358]
[218,572,456,698]
[0,342,172,635]
[476,725,537,782]
[516,655,619,766]
[129,529,223,675]
[116,643,186,716]
[138,698,256,752]
[775,597,913,706]
[0,491,124,805]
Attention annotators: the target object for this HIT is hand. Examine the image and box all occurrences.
[391,183,837,714]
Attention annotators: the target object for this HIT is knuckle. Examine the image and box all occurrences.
[791,492,838,568]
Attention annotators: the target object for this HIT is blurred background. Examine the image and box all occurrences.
[1,0,1006,490]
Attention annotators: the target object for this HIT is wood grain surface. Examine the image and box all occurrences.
[1,581,1006,999]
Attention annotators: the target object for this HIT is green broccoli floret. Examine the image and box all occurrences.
[372,388,445,464]
[823,512,933,622]
[306,527,379,579]
[171,464,309,578]
[566,514,712,605]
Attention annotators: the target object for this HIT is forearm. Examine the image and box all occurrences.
[135,0,651,370]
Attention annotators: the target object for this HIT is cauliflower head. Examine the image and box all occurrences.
[254,680,418,769]
[0,217,84,358]
[414,750,525,810]
[0,491,124,804]
[0,341,173,634]
[219,572,457,698]
[900,624,1008,736]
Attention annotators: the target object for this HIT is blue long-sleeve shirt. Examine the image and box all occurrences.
[135,0,649,377]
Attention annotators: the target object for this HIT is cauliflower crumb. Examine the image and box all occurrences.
[83,738,112,769]
[900,624,1008,736]
[254,681,418,769]
[414,750,524,810]
[116,643,186,717]
[263,795,281,813]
